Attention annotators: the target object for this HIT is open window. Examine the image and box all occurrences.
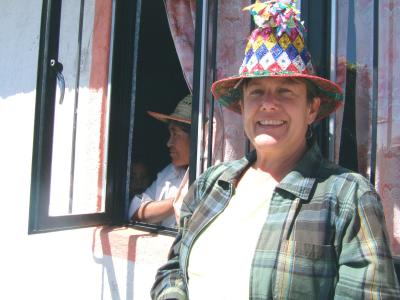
[29,0,140,233]
[126,0,190,234]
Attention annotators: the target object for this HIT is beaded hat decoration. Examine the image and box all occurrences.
[211,0,343,121]
[148,94,192,124]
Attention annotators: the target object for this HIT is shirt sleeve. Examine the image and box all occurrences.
[128,165,171,219]
[335,188,400,299]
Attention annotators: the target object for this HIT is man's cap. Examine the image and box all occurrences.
[147,94,192,125]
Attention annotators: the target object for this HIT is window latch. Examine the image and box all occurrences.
[50,59,65,104]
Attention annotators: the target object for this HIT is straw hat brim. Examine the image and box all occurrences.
[212,71,343,122]
[147,111,191,124]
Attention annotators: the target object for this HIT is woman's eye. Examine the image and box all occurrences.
[249,89,263,96]
[277,88,295,97]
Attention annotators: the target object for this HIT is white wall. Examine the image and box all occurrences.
[0,2,173,299]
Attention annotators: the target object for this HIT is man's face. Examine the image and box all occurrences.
[166,123,190,167]
[241,77,319,154]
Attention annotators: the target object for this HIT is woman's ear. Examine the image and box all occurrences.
[308,97,321,124]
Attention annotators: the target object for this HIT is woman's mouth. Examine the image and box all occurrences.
[258,119,285,126]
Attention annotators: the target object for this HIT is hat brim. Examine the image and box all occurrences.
[147,111,191,124]
[212,71,343,121]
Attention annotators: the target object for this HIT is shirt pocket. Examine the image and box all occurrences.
[273,241,337,299]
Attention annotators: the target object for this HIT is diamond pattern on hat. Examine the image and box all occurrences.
[246,54,259,72]
[259,51,275,69]
[293,35,304,53]
[286,44,299,61]
[254,35,265,51]
[286,63,301,73]
[239,65,249,74]
[251,63,265,73]
[276,52,291,70]
[300,48,311,65]
[265,33,277,50]
[292,55,306,72]
[245,42,252,55]
[244,48,254,64]
[271,44,283,60]
[255,44,268,61]
[289,29,299,41]
[269,62,282,73]
[278,33,291,50]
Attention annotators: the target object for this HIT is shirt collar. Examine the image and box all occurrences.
[217,141,322,201]
[277,141,322,200]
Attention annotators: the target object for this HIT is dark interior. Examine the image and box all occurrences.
[133,0,190,182]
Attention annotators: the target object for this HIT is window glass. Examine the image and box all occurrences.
[336,0,374,176]
[49,0,113,216]
[336,0,400,256]
[376,1,400,256]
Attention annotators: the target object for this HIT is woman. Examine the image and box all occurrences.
[151,1,399,299]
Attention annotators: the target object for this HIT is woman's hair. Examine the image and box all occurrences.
[241,77,319,104]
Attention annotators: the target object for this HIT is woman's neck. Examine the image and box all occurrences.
[253,141,307,181]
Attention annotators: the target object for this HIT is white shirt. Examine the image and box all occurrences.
[128,163,186,227]
[187,185,272,300]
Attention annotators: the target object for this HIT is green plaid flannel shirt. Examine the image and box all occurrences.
[151,142,400,299]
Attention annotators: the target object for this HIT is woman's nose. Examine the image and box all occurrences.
[260,94,277,111]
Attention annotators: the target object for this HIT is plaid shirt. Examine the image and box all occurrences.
[151,142,400,299]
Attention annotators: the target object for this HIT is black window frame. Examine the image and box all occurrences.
[29,0,141,233]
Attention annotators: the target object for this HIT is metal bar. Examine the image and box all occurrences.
[206,0,218,168]
[190,0,208,184]
[329,0,338,162]
[125,0,142,219]
[369,0,379,185]
[195,0,208,179]
[29,0,63,233]
[68,0,85,213]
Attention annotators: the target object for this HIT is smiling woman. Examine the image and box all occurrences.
[240,77,320,179]
[151,1,400,299]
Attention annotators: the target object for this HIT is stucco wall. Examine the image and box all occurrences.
[0,2,173,299]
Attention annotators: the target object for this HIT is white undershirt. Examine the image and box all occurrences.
[187,183,273,300]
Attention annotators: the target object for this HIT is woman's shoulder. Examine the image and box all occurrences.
[199,158,247,183]
[317,159,376,198]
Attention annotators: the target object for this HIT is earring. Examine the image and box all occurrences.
[306,125,313,140]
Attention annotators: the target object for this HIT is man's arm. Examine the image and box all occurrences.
[133,197,174,224]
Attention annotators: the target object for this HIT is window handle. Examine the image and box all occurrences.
[50,59,65,104]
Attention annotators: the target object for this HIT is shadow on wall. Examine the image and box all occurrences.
[91,226,174,299]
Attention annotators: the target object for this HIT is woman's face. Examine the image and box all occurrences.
[241,77,320,155]
[166,123,190,167]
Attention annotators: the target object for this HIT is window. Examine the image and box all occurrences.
[29,0,140,233]
[333,0,400,257]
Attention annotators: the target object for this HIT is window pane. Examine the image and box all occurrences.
[376,1,400,256]
[49,0,113,216]
[336,0,374,177]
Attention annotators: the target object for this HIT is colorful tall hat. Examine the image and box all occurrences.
[148,94,192,124]
[211,0,343,121]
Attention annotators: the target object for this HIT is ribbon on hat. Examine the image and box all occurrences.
[243,0,304,37]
